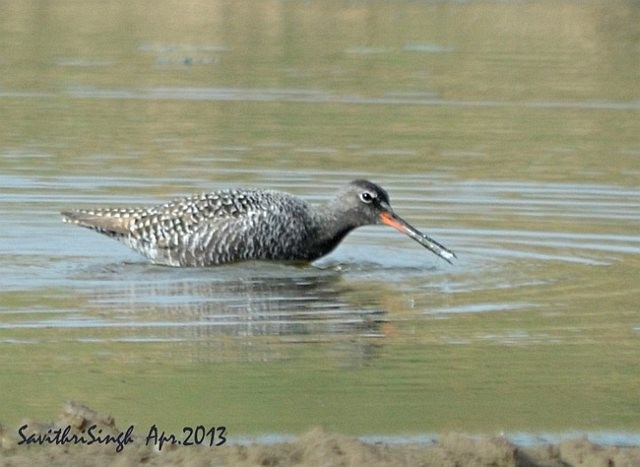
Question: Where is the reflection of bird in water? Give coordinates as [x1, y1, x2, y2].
[62, 179, 455, 266]
[91, 268, 386, 338]
[87, 268, 389, 364]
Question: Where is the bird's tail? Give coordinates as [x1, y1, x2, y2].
[61, 209, 134, 238]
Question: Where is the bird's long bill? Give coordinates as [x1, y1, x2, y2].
[379, 211, 456, 263]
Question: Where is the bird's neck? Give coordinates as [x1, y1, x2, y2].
[309, 201, 356, 257]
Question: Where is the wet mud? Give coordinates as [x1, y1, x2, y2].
[1, 402, 639, 466]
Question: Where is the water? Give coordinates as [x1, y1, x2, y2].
[1, 0, 639, 443]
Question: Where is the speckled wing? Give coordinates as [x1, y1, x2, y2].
[137, 190, 270, 266]
[61, 189, 305, 266]
[167, 189, 316, 266]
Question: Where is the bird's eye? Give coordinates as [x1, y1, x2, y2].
[359, 191, 375, 204]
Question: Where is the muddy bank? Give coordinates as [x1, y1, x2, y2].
[1, 402, 639, 467]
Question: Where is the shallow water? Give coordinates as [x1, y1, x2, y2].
[1, 0, 639, 443]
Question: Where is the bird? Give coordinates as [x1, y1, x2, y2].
[61, 179, 456, 267]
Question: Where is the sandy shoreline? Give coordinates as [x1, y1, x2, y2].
[2, 402, 639, 467]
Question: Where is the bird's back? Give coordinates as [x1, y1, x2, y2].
[62, 189, 318, 266]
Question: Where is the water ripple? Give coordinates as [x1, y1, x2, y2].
[3, 87, 638, 111]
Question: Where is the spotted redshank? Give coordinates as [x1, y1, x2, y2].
[61, 179, 456, 266]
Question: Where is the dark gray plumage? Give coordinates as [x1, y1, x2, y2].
[61, 179, 455, 267]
